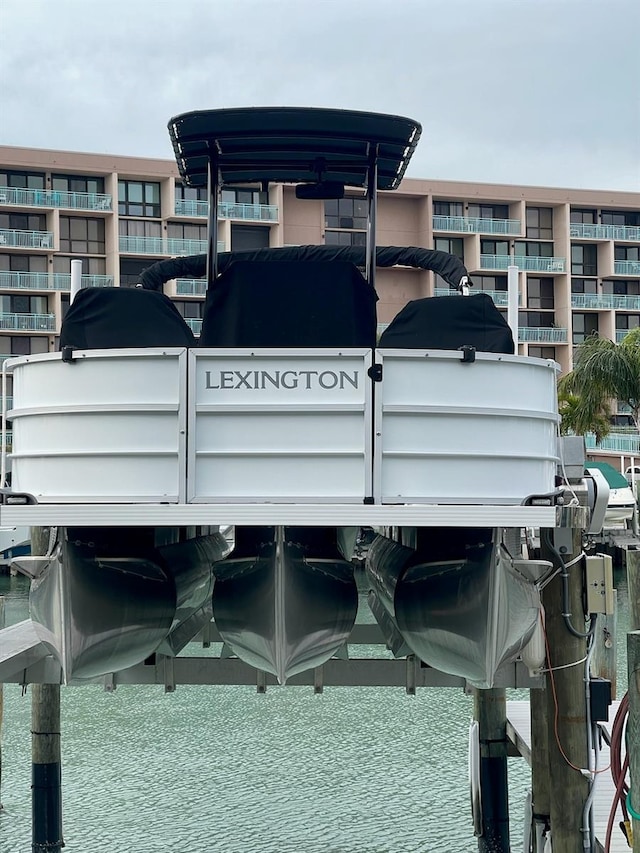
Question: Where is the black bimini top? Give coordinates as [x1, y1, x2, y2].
[168, 107, 421, 190]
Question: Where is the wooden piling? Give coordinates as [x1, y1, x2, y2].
[629, 631, 640, 853]
[473, 687, 510, 852]
[31, 684, 63, 853]
[0, 595, 4, 811]
[628, 549, 640, 632]
[541, 524, 590, 853]
[529, 687, 550, 841]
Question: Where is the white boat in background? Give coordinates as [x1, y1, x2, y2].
[587, 461, 637, 526]
[0, 107, 563, 687]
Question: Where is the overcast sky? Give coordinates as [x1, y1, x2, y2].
[1, 0, 638, 191]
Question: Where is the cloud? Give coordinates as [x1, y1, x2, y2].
[0, 0, 638, 189]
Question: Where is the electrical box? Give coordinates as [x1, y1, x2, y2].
[585, 553, 615, 614]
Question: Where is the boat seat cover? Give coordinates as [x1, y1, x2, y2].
[198, 260, 377, 348]
[378, 292, 515, 353]
[59, 287, 196, 350]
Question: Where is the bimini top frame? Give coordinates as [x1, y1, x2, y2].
[167, 106, 422, 291]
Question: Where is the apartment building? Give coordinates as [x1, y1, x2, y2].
[1, 144, 639, 392]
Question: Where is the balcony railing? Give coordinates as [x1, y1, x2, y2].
[174, 199, 279, 221]
[570, 223, 640, 241]
[119, 236, 215, 255]
[432, 215, 521, 235]
[0, 272, 114, 290]
[614, 260, 640, 276]
[0, 312, 56, 332]
[0, 186, 112, 211]
[571, 293, 640, 310]
[480, 254, 565, 273]
[0, 229, 54, 249]
[184, 318, 202, 335]
[176, 278, 207, 296]
[616, 329, 637, 342]
[518, 327, 568, 343]
[434, 287, 516, 306]
[585, 432, 640, 454]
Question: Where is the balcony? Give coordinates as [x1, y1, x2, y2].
[176, 278, 207, 296]
[570, 223, 640, 241]
[571, 293, 640, 310]
[0, 312, 56, 332]
[119, 236, 212, 255]
[0, 186, 112, 211]
[614, 260, 640, 276]
[0, 272, 114, 291]
[174, 199, 279, 221]
[518, 327, 568, 343]
[433, 215, 521, 235]
[0, 229, 54, 249]
[585, 431, 640, 454]
[184, 317, 202, 336]
[616, 329, 636, 343]
[434, 287, 515, 307]
[480, 254, 565, 273]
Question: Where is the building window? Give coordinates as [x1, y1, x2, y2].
[0, 335, 49, 355]
[602, 210, 640, 227]
[603, 279, 640, 296]
[0, 294, 49, 314]
[529, 346, 556, 359]
[527, 277, 554, 309]
[59, 217, 105, 253]
[119, 258, 150, 287]
[324, 197, 368, 230]
[230, 224, 270, 251]
[481, 239, 509, 256]
[434, 237, 464, 260]
[526, 207, 553, 239]
[0, 254, 47, 273]
[572, 313, 599, 344]
[571, 244, 597, 275]
[433, 200, 463, 217]
[519, 311, 555, 328]
[52, 174, 105, 194]
[468, 203, 509, 220]
[514, 241, 554, 258]
[0, 170, 45, 190]
[53, 255, 105, 275]
[221, 186, 269, 206]
[472, 275, 507, 292]
[571, 278, 598, 294]
[172, 300, 203, 319]
[118, 180, 161, 217]
[325, 231, 366, 247]
[0, 212, 47, 231]
[119, 219, 161, 238]
[570, 209, 597, 224]
[175, 182, 208, 202]
[167, 223, 207, 241]
[615, 245, 640, 263]
[616, 314, 640, 332]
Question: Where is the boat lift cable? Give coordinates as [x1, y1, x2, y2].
[604, 693, 631, 851]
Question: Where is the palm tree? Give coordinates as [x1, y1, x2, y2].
[558, 328, 640, 437]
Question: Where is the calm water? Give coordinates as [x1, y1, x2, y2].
[0, 571, 630, 853]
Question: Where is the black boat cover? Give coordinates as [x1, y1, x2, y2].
[378, 293, 515, 354]
[168, 107, 421, 190]
[137, 246, 469, 292]
[59, 287, 196, 350]
[198, 260, 377, 348]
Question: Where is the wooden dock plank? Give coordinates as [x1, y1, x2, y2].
[507, 700, 630, 853]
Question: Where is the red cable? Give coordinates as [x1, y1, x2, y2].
[604, 692, 630, 852]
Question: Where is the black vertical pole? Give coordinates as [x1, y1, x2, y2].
[207, 150, 220, 289]
[365, 144, 378, 291]
[474, 687, 511, 852]
[32, 683, 63, 852]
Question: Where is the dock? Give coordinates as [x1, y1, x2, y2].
[506, 699, 630, 853]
